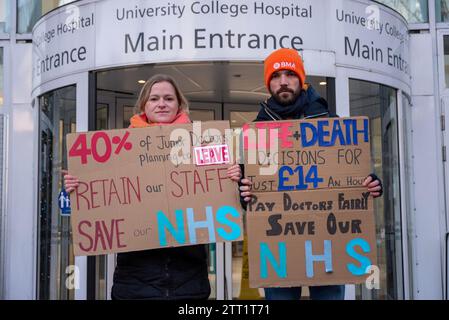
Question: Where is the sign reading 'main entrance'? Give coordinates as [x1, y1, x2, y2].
[243, 117, 377, 287]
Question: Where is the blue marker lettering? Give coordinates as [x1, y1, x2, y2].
[278, 166, 295, 191]
[300, 122, 317, 147]
[343, 119, 353, 145]
[260, 242, 287, 279]
[346, 238, 372, 276]
[157, 209, 186, 246]
[317, 120, 332, 147]
[331, 120, 346, 146]
[216, 206, 242, 241]
[305, 240, 333, 278]
[187, 207, 215, 244]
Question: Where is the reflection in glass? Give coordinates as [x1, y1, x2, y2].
[437, 0, 449, 22]
[444, 36, 449, 88]
[95, 255, 107, 300]
[96, 103, 109, 130]
[122, 106, 134, 129]
[0, 48, 3, 106]
[349, 79, 402, 300]
[38, 86, 76, 300]
[17, 0, 77, 34]
[376, 0, 428, 23]
[0, 0, 10, 33]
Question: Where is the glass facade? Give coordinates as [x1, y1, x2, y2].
[444, 36, 449, 88]
[437, 0, 449, 22]
[38, 85, 76, 300]
[349, 79, 403, 300]
[376, 0, 429, 23]
[17, 0, 77, 34]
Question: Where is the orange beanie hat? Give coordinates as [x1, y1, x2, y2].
[264, 48, 306, 91]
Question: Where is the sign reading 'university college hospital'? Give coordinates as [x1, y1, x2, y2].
[32, 0, 409, 88]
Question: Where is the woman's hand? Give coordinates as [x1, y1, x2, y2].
[62, 169, 79, 193]
[227, 164, 242, 182]
[240, 179, 253, 203]
[363, 174, 383, 198]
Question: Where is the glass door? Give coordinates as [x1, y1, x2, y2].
[349, 79, 402, 300]
[38, 85, 77, 300]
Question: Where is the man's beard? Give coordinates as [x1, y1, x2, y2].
[272, 87, 301, 106]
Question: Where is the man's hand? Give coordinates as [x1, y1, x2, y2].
[240, 178, 253, 202]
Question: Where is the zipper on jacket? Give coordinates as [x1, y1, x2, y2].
[165, 262, 169, 278]
[263, 106, 279, 121]
[164, 256, 170, 297]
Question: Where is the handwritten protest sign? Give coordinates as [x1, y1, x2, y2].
[243, 117, 377, 287]
[67, 121, 243, 256]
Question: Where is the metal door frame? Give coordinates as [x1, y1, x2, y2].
[33, 72, 90, 300]
[437, 29, 449, 300]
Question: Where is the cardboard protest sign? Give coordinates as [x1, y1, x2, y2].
[67, 121, 243, 256]
[243, 117, 378, 288]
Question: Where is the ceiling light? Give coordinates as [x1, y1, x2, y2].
[138, 80, 146, 84]
[319, 82, 327, 86]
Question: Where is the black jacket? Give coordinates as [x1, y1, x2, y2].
[111, 245, 210, 300]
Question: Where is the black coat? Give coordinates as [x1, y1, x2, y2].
[111, 245, 210, 300]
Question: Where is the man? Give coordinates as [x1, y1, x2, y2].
[239, 48, 382, 300]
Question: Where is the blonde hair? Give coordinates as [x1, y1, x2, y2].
[135, 74, 189, 115]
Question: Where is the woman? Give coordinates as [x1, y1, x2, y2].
[65, 74, 242, 300]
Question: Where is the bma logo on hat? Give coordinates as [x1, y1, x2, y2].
[273, 62, 296, 70]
